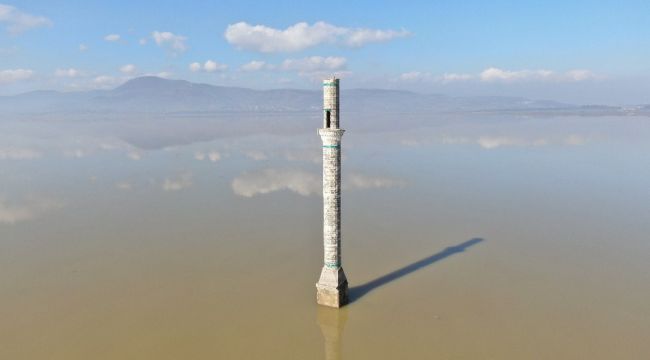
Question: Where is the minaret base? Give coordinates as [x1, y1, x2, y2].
[316, 266, 349, 308]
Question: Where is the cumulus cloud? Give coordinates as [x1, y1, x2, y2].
[204, 60, 227, 72]
[162, 172, 193, 191]
[189, 60, 227, 72]
[104, 33, 120, 42]
[189, 62, 201, 72]
[119, 64, 137, 75]
[0, 147, 41, 160]
[224, 21, 410, 52]
[241, 60, 271, 72]
[0, 4, 52, 34]
[54, 68, 81, 78]
[152, 31, 188, 53]
[0, 68, 34, 83]
[232, 168, 405, 197]
[79, 44, 88, 52]
[93, 75, 122, 88]
[398, 71, 432, 82]
[480, 67, 595, 82]
[565, 69, 596, 81]
[440, 72, 473, 83]
[281, 56, 347, 72]
[398, 71, 472, 83]
[0, 196, 64, 225]
[343, 28, 411, 47]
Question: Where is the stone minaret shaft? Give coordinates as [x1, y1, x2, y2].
[316, 77, 349, 308]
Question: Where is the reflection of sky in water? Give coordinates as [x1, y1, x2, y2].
[1, 114, 649, 358]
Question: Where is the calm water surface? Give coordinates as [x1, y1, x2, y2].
[1, 115, 649, 359]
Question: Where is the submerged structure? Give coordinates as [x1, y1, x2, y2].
[316, 77, 349, 308]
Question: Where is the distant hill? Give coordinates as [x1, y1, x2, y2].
[0, 76, 582, 118]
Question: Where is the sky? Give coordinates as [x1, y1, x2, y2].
[1, 0, 649, 104]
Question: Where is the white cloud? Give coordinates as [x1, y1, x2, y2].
[343, 28, 411, 47]
[0, 68, 33, 83]
[54, 68, 81, 78]
[241, 60, 271, 72]
[138, 38, 147, 45]
[0, 196, 64, 224]
[119, 64, 137, 75]
[141, 71, 173, 79]
[224, 21, 410, 53]
[104, 34, 120, 42]
[565, 69, 595, 81]
[162, 172, 193, 191]
[281, 56, 347, 72]
[152, 31, 188, 53]
[93, 75, 122, 88]
[440, 72, 473, 83]
[398, 71, 432, 81]
[0, 4, 52, 34]
[203, 60, 227, 72]
[190, 60, 227, 72]
[79, 44, 88, 52]
[0, 147, 41, 160]
[397, 71, 472, 83]
[480, 67, 595, 82]
[232, 168, 405, 197]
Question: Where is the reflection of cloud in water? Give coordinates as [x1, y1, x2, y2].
[115, 181, 133, 191]
[194, 151, 221, 162]
[477, 135, 587, 149]
[232, 168, 405, 197]
[0, 196, 64, 224]
[400, 133, 589, 149]
[162, 172, 193, 191]
[127, 151, 142, 160]
[283, 148, 321, 164]
[232, 169, 320, 197]
[348, 173, 406, 190]
[0, 147, 42, 160]
[63, 149, 88, 158]
[243, 150, 268, 161]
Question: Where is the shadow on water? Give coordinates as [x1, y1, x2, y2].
[349, 237, 484, 303]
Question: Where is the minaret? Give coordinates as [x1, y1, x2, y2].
[316, 77, 349, 308]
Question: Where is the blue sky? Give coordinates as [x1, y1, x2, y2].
[1, 0, 649, 103]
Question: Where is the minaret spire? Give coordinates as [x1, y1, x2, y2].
[316, 77, 349, 308]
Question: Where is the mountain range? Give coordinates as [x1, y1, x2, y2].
[1, 76, 621, 118]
